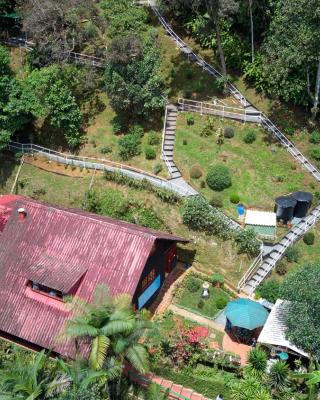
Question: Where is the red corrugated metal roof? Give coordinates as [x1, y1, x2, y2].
[0, 195, 22, 232]
[0, 196, 187, 357]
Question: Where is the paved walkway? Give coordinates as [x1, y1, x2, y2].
[168, 304, 225, 333]
[222, 334, 251, 365]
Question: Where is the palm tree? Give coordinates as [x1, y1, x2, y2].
[268, 360, 290, 394]
[230, 376, 272, 400]
[0, 346, 48, 399]
[245, 348, 268, 379]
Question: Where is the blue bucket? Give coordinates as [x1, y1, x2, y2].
[237, 204, 245, 216]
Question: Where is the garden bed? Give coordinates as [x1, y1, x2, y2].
[174, 275, 232, 318]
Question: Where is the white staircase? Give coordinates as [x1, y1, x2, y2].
[238, 205, 320, 295]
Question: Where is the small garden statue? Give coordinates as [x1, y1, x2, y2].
[216, 128, 224, 145]
[202, 281, 210, 299]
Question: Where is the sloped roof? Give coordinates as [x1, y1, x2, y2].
[0, 195, 22, 232]
[258, 299, 308, 357]
[245, 210, 276, 227]
[0, 196, 187, 357]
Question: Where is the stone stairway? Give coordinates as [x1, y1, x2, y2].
[162, 105, 182, 179]
[242, 204, 320, 295]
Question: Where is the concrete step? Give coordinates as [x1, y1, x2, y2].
[171, 171, 182, 179]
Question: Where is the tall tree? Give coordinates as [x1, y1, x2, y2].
[280, 263, 320, 359]
[262, 0, 320, 119]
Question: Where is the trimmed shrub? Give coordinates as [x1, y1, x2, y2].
[100, 146, 112, 154]
[145, 147, 156, 160]
[243, 130, 256, 144]
[303, 232, 315, 245]
[153, 163, 163, 175]
[235, 228, 260, 257]
[190, 164, 203, 179]
[310, 147, 320, 161]
[148, 131, 160, 145]
[309, 131, 320, 144]
[184, 276, 201, 293]
[216, 297, 228, 310]
[211, 273, 224, 286]
[224, 126, 235, 138]
[230, 193, 240, 204]
[183, 139, 188, 145]
[118, 134, 141, 160]
[206, 164, 232, 191]
[181, 196, 212, 232]
[187, 115, 194, 126]
[256, 279, 281, 303]
[284, 246, 299, 263]
[209, 194, 223, 208]
[129, 124, 144, 138]
[200, 181, 206, 188]
[275, 262, 288, 276]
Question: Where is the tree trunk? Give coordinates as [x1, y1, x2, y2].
[312, 58, 320, 120]
[215, 18, 227, 76]
[249, 0, 254, 63]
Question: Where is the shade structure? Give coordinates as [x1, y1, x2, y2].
[225, 298, 269, 330]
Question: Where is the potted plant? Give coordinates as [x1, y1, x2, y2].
[211, 273, 225, 288]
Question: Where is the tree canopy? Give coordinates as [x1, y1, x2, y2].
[280, 263, 320, 359]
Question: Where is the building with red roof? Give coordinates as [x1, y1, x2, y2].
[0, 195, 187, 357]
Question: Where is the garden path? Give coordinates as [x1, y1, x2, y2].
[222, 334, 251, 366]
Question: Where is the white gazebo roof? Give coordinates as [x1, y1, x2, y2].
[258, 299, 309, 358]
[245, 210, 276, 227]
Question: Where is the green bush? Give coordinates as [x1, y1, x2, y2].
[284, 126, 295, 136]
[184, 276, 201, 293]
[183, 139, 188, 145]
[100, 146, 112, 154]
[153, 163, 162, 175]
[145, 147, 156, 160]
[190, 164, 203, 179]
[309, 131, 320, 144]
[224, 126, 235, 138]
[216, 297, 228, 309]
[136, 208, 164, 230]
[230, 193, 240, 204]
[235, 228, 260, 257]
[200, 117, 215, 137]
[275, 262, 288, 276]
[211, 273, 225, 286]
[284, 246, 299, 263]
[209, 194, 223, 208]
[198, 299, 204, 309]
[118, 134, 141, 160]
[200, 180, 206, 188]
[256, 279, 281, 303]
[187, 114, 194, 126]
[112, 115, 125, 134]
[206, 164, 232, 191]
[310, 147, 320, 161]
[129, 124, 144, 138]
[303, 232, 315, 245]
[148, 131, 160, 145]
[243, 130, 256, 144]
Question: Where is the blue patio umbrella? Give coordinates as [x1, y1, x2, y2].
[225, 298, 269, 330]
[278, 352, 289, 361]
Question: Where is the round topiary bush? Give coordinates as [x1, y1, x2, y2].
[209, 194, 223, 208]
[243, 130, 256, 144]
[206, 164, 232, 191]
[216, 297, 228, 310]
[190, 164, 203, 179]
[230, 193, 240, 204]
[145, 147, 156, 160]
[224, 126, 235, 138]
[303, 232, 315, 245]
[211, 273, 224, 287]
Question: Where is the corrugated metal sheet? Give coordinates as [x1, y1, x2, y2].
[0, 197, 187, 357]
[0, 195, 22, 232]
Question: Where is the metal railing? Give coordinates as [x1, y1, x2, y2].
[178, 98, 262, 122]
[161, 105, 168, 159]
[237, 245, 264, 291]
[7, 142, 195, 197]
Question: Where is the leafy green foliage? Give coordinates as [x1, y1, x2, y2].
[211, 273, 224, 286]
[303, 232, 315, 245]
[268, 361, 290, 395]
[206, 164, 232, 191]
[234, 228, 260, 257]
[246, 348, 267, 377]
[136, 208, 164, 230]
[310, 147, 320, 161]
[209, 193, 223, 208]
[243, 130, 256, 144]
[229, 193, 240, 204]
[230, 376, 272, 400]
[275, 262, 288, 276]
[216, 297, 228, 309]
[153, 163, 163, 175]
[186, 115, 194, 126]
[118, 134, 141, 160]
[284, 246, 299, 263]
[105, 34, 166, 121]
[256, 279, 281, 303]
[145, 147, 156, 160]
[280, 263, 320, 358]
[200, 117, 215, 137]
[309, 131, 320, 144]
[148, 131, 160, 145]
[184, 276, 201, 293]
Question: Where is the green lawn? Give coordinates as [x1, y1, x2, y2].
[174, 113, 315, 218]
[175, 277, 231, 318]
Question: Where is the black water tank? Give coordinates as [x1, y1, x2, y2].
[292, 191, 313, 218]
[275, 196, 297, 223]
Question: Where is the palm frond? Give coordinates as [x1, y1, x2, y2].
[46, 375, 71, 397]
[80, 370, 109, 390]
[113, 293, 132, 310]
[147, 383, 169, 400]
[64, 321, 99, 338]
[125, 344, 149, 374]
[101, 318, 135, 336]
[89, 335, 110, 371]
